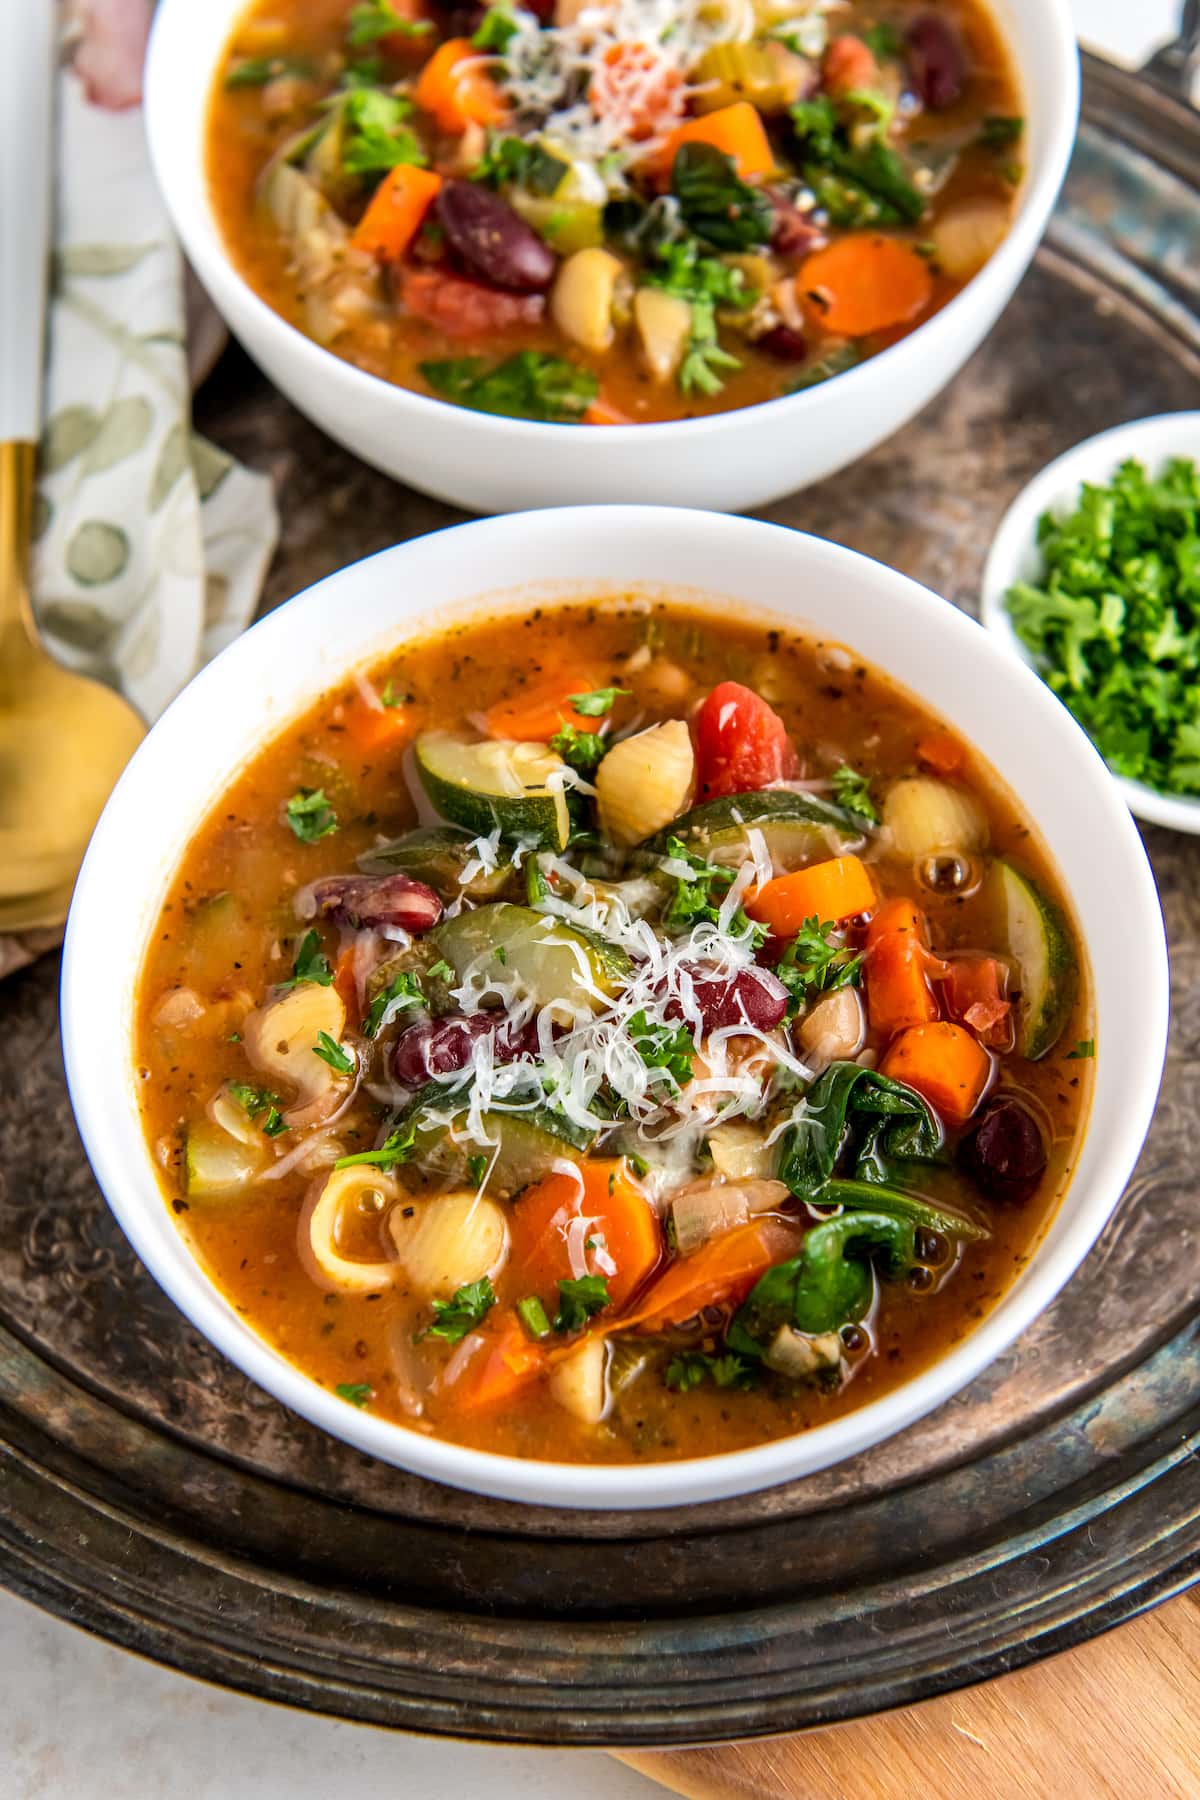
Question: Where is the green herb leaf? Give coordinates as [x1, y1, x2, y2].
[362, 969, 425, 1038]
[425, 958, 455, 983]
[421, 351, 598, 422]
[282, 929, 334, 990]
[516, 1294, 552, 1340]
[347, 1, 432, 46]
[224, 55, 314, 88]
[568, 685, 631, 716]
[553, 1274, 610, 1333]
[313, 1031, 355, 1075]
[863, 22, 903, 60]
[334, 1381, 374, 1406]
[286, 787, 338, 842]
[471, 5, 519, 53]
[419, 1276, 497, 1343]
[831, 763, 879, 822]
[228, 1082, 288, 1140]
[1067, 1039, 1095, 1060]
[340, 87, 427, 174]
[1005, 456, 1200, 796]
[467, 1152, 490, 1187]
[379, 679, 411, 707]
[665, 1350, 758, 1392]
[671, 142, 773, 250]
[334, 1113, 423, 1170]
[774, 916, 863, 1014]
[628, 1008, 695, 1092]
[643, 235, 753, 397]
[472, 133, 568, 194]
[979, 115, 1025, 149]
[548, 720, 607, 774]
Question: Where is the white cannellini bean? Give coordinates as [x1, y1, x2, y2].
[932, 199, 1011, 281]
[389, 1190, 508, 1298]
[634, 287, 692, 383]
[796, 987, 865, 1071]
[548, 1334, 609, 1425]
[551, 248, 626, 353]
[595, 719, 695, 846]
[883, 776, 988, 862]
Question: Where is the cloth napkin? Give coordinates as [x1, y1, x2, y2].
[1, 0, 278, 980]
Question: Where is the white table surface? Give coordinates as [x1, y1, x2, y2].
[4, 1, 1187, 1795]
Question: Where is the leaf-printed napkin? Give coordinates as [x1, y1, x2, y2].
[1, 0, 279, 980]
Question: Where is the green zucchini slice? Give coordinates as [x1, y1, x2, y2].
[357, 824, 514, 899]
[401, 1082, 595, 1199]
[991, 860, 1078, 1059]
[415, 731, 571, 852]
[643, 789, 868, 870]
[431, 902, 630, 1013]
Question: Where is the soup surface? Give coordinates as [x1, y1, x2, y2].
[136, 600, 1091, 1465]
[207, 0, 1023, 424]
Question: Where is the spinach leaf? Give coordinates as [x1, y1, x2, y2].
[778, 1060, 942, 1200]
[670, 143, 773, 250]
[420, 352, 598, 422]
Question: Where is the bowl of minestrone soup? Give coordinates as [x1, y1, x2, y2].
[62, 509, 1166, 1508]
[146, 0, 1079, 511]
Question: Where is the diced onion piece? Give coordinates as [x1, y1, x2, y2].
[302, 1167, 400, 1292]
[932, 199, 1011, 281]
[634, 287, 692, 383]
[883, 776, 988, 861]
[208, 1083, 266, 1149]
[242, 983, 349, 1129]
[595, 719, 695, 846]
[550, 247, 626, 352]
[763, 1326, 845, 1380]
[670, 1176, 789, 1255]
[389, 1190, 509, 1298]
[185, 1120, 266, 1198]
[795, 987, 865, 1071]
[708, 1121, 777, 1181]
[548, 1333, 609, 1424]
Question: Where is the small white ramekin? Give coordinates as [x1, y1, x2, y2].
[62, 509, 1168, 1509]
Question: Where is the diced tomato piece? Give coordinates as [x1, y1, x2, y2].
[943, 957, 1013, 1050]
[398, 266, 545, 338]
[694, 681, 800, 799]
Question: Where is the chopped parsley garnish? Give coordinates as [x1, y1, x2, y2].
[282, 929, 334, 990]
[420, 351, 598, 422]
[1005, 456, 1200, 796]
[979, 115, 1025, 148]
[1067, 1039, 1095, 1060]
[553, 1275, 610, 1333]
[863, 21, 903, 59]
[340, 88, 427, 175]
[471, 5, 519, 53]
[516, 1295, 552, 1340]
[313, 1031, 355, 1075]
[660, 837, 766, 943]
[831, 764, 879, 822]
[334, 1112, 423, 1170]
[472, 133, 568, 194]
[549, 721, 607, 774]
[665, 1351, 758, 1392]
[285, 787, 337, 842]
[379, 679, 411, 707]
[419, 1277, 496, 1343]
[628, 1008, 695, 1092]
[774, 915, 863, 1013]
[670, 142, 773, 251]
[425, 958, 455, 984]
[644, 238, 752, 397]
[568, 685, 630, 717]
[467, 1153, 490, 1188]
[362, 969, 424, 1038]
[791, 97, 925, 228]
[346, 1, 432, 46]
[228, 1081, 288, 1137]
[334, 1381, 373, 1407]
[224, 55, 313, 88]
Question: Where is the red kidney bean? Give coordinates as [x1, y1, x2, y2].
[668, 966, 790, 1033]
[434, 181, 558, 293]
[757, 325, 809, 362]
[768, 190, 824, 259]
[312, 874, 442, 934]
[905, 15, 967, 111]
[959, 1097, 1046, 1202]
[392, 1012, 541, 1084]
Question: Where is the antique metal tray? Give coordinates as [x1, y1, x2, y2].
[1, 53, 1198, 1745]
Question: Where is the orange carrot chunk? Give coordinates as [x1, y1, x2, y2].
[658, 101, 776, 180]
[449, 1316, 549, 1413]
[351, 164, 443, 261]
[747, 854, 878, 936]
[617, 1217, 801, 1333]
[584, 396, 632, 425]
[343, 691, 419, 756]
[917, 730, 966, 777]
[800, 235, 934, 337]
[879, 1022, 991, 1125]
[416, 38, 507, 134]
[866, 896, 940, 1037]
[485, 664, 606, 742]
[509, 1160, 662, 1310]
[822, 34, 881, 97]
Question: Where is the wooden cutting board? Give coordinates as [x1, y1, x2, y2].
[617, 1590, 1200, 1799]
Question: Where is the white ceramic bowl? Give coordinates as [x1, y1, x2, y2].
[144, 0, 1079, 514]
[981, 411, 1200, 835]
[62, 508, 1167, 1509]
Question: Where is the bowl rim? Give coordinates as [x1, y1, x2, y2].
[143, 0, 1081, 444]
[980, 410, 1200, 835]
[60, 507, 1169, 1511]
